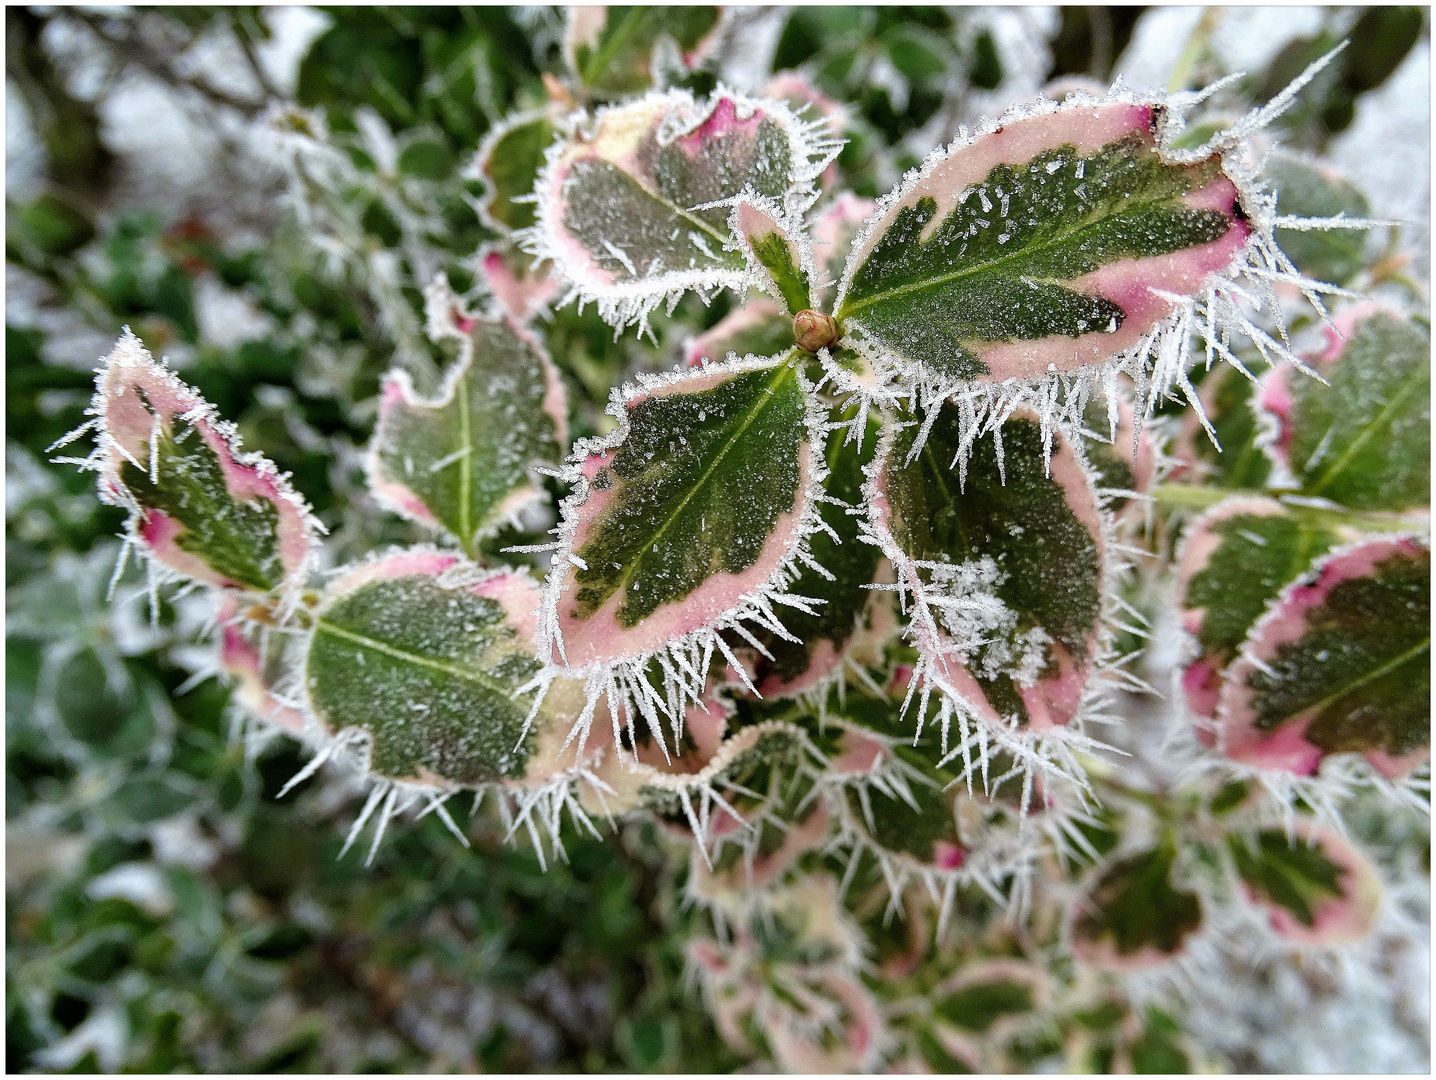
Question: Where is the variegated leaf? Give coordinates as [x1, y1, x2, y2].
[564, 6, 723, 97]
[1228, 822, 1382, 945]
[80, 331, 318, 595]
[762, 73, 847, 191]
[1263, 306, 1429, 512]
[1177, 498, 1338, 721]
[833, 98, 1249, 384]
[1072, 842, 1202, 970]
[303, 549, 594, 788]
[369, 286, 567, 554]
[874, 406, 1106, 730]
[543, 354, 821, 671]
[1216, 536, 1430, 779]
[526, 88, 838, 333]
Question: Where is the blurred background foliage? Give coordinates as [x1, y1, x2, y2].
[6, 5, 1429, 1072]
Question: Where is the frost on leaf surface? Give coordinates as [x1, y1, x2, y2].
[543, 354, 821, 669]
[1170, 361, 1274, 490]
[874, 405, 1106, 731]
[77, 330, 317, 595]
[304, 549, 590, 789]
[1216, 536, 1430, 780]
[833, 98, 1248, 384]
[369, 290, 566, 554]
[526, 88, 838, 333]
[1072, 842, 1202, 971]
[1263, 307, 1429, 512]
[1177, 498, 1337, 722]
[1228, 823, 1382, 945]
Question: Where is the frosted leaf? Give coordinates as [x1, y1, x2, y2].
[1071, 841, 1204, 972]
[60, 330, 320, 600]
[522, 87, 841, 336]
[367, 279, 567, 554]
[535, 353, 833, 754]
[302, 547, 604, 790]
[1227, 820, 1382, 946]
[1260, 305, 1429, 512]
[822, 66, 1382, 468]
[833, 98, 1249, 384]
[1214, 535, 1430, 780]
[1175, 497, 1338, 726]
[867, 406, 1109, 734]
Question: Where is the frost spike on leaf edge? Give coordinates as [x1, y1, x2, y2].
[521, 86, 842, 337]
[67, 329, 320, 604]
[820, 72, 1377, 473]
[366, 278, 568, 552]
[535, 352, 834, 761]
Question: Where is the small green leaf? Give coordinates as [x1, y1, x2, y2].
[370, 301, 565, 555]
[835, 100, 1247, 382]
[475, 110, 553, 233]
[1280, 309, 1429, 512]
[1073, 842, 1202, 966]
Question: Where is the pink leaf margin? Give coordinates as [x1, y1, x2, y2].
[75, 329, 320, 598]
[521, 87, 841, 335]
[833, 95, 1252, 384]
[1214, 534, 1431, 780]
